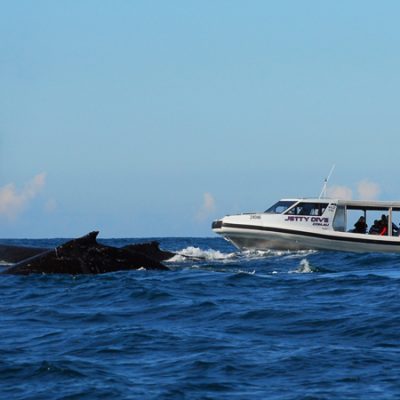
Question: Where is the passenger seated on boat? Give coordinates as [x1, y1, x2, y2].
[369, 220, 382, 235]
[377, 214, 399, 236]
[380, 215, 388, 236]
[352, 216, 367, 234]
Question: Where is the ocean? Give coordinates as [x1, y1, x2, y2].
[1, 237, 400, 399]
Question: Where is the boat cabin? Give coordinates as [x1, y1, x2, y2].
[266, 198, 400, 236]
[336, 199, 400, 236]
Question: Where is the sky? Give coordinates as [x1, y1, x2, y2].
[1, 1, 400, 238]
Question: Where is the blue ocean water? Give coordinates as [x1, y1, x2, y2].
[1, 237, 400, 399]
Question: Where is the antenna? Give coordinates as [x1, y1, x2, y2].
[319, 164, 335, 199]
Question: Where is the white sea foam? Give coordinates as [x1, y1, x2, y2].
[291, 258, 314, 274]
[167, 246, 237, 262]
[282, 250, 317, 259]
[241, 249, 317, 260]
[237, 269, 256, 275]
[241, 249, 275, 258]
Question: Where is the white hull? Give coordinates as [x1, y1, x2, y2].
[217, 225, 400, 253]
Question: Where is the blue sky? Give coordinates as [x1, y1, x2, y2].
[1, 1, 400, 237]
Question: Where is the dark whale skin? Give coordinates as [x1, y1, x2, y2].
[3, 231, 169, 275]
[0, 244, 48, 264]
[122, 241, 175, 262]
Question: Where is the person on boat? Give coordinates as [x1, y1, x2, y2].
[353, 216, 368, 234]
[380, 215, 388, 235]
[369, 220, 382, 235]
[379, 214, 400, 236]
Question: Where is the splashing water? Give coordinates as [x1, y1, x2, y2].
[242, 249, 317, 259]
[237, 269, 256, 275]
[167, 246, 237, 262]
[292, 258, 314, 273]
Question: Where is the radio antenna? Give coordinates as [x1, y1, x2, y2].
[319, 164, 335, 199]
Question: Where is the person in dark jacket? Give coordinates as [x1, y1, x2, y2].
[369, 220, 382, 235]
[353, 216, 367, 234]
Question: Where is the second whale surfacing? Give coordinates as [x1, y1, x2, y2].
[3, 231, 170, 275]
[0, 244, 47, 264]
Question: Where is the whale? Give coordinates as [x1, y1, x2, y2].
[122, 241, 175, 262]
[0, 244, 47, 264]
[3, 231, 170, 275]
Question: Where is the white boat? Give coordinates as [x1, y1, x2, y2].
[212, 198, 400, 253]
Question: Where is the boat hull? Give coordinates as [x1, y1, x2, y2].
[215, 224, 400, 253]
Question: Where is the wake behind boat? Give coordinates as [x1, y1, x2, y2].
[212, 198, 400, 253]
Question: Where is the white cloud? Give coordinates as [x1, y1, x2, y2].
[0, 173, 46, 220]
[326, 185, 353, 200]
[357, 180, 380, 200]
[196, 192, 216, 221]
[325, 180, 381, 201]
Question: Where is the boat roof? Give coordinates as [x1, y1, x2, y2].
[281, 198, 400, 211]
[337, 199, 400, 211]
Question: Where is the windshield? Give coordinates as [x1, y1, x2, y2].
[265, 201, 296, 214]
[285, 202, 329, 216]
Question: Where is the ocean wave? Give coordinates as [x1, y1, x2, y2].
[2, 237, 400, 400]
[168, 247, 318, 265]
[288, 258, 335, 274]
[290, 258, 317, 274]
[241, 249, 317, 259]
[167, 246, 237, 262]
[236, 269, 256, 275]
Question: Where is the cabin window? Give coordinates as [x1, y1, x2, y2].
[265, 201, 296, 214]
[333, 205, 346, 232]
[285, 202, 328, 216]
